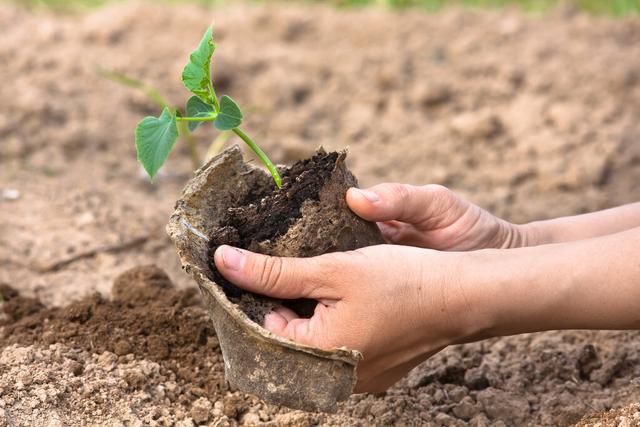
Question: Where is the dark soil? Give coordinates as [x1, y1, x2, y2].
[2, 265, 639, 426]
[0, 283, 44, 323]
[207, 150, 339, 300]
[0, 266, 229, 403]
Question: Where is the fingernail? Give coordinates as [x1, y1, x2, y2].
[356, 189, 380, 203]
[220, 246, 245, 271]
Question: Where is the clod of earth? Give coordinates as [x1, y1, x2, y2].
[0, 265, 226, 401]
[167, 145, 384, 412]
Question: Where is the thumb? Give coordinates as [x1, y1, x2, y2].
[346, 183, 455, 225]
[213, 245, 338, 300]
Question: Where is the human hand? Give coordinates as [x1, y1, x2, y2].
[213, 244, 485, 392]
[346, 184, 527, 251]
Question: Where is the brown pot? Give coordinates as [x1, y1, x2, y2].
[167, 145, 384, 412]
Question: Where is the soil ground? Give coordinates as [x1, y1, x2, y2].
[1, 2, 639, 426]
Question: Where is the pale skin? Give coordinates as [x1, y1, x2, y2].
[213, 183, 640, 393]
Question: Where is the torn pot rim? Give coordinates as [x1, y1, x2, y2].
[196, 271, 363, 366]
[170, 235, 362, 365]
[166, 144, 361, 365]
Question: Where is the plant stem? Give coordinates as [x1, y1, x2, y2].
[208, 82, 220, 111]
[176, 116, 215, 122]
[97, 67, 170, 109]
[232, 128, 282, 188]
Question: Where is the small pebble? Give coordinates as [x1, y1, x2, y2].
[1, 189, 20, 201]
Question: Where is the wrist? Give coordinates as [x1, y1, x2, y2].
[421, 251, 498, 345]
[455, 251, 502, 342]
[460, 243, 582, 339]
[485, 218, 534, 249]
[444, 229, 640, 344]
[498, 221, 527, 248]
[448, 249, 523, 342]
[500, 220, 554, 248]
[453, 246, 562, 341]
[517, 221, 555, 246]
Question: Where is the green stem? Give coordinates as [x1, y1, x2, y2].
[208, 82, 220, 111]
[97, 67, 170, 109]
[176, 116, 215, 122]
[232, 128, 282, 188]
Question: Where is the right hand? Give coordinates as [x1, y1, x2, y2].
[346, 183, 527, 251]
[213, 244, 485, 393]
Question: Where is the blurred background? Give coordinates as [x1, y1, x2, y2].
[11, 0, 640, 15]
[1, 0, 639, 424]
[2, 0, 639, 329]
[2, 0, 640, 331]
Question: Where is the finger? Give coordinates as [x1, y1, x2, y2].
[378, 221, 430, 247]
[213, 245, 339, 300]
[263, 306, 301, 334]
[377, 221, 403, 243]
[263, 310, 290, 334]
[273, 305, 299, 322]
[347, 183, 454, 226]
[264, 304, 331, 349]
[279, 303, 332, 348]
[377, 221, 403, 241]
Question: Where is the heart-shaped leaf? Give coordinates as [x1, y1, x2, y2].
[182, 26, 216, 104]
[135, 107, 179, 180]
[214, 95, 243, 131]
[185, 95, 215, 132]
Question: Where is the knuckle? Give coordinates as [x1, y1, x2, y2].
[320, 251, 359, 276]
[315, 253, 344, 274]
[290, 320, 312, 346]
[312, 308, 339, 349]
[388, 183, 412, 201]
[257, 256, 284, 293]
[423, 184, 451, 200]
[422, 184, 460, 217]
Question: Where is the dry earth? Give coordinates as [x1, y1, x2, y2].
[0, 2, 639, 426]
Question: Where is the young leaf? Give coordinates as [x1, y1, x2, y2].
[182, 26, 216, 104]
[185, 95, 215, 132]
[135, 107, 179, 180]
[214, 95, 243, 131]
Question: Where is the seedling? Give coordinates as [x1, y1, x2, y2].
[100, 67, 201, 169]
[135, 27, 282, 188]
[100, 66, 232, 168]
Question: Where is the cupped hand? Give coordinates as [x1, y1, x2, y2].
[346, 184, 526, 251]
[214, 244, 484, 392]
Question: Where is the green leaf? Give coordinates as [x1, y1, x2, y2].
[135, 107, 179, 180]
[182, 26, 216, 104]
[185, 95, 215, 132]
[215, 95, 243, 131]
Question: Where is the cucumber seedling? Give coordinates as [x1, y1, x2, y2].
[135, 27, 282, 188]
[101, 67, 232, 168]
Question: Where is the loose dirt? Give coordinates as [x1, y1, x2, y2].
[2, 266, 639, 426]
[208, 150, 341, 302]
[219, 151, 341, 248]
[1, 1, 639, 426]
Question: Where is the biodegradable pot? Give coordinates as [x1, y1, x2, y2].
[167, 145, 384, 412]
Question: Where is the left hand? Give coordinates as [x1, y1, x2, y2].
[346, 184, 525, 251]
